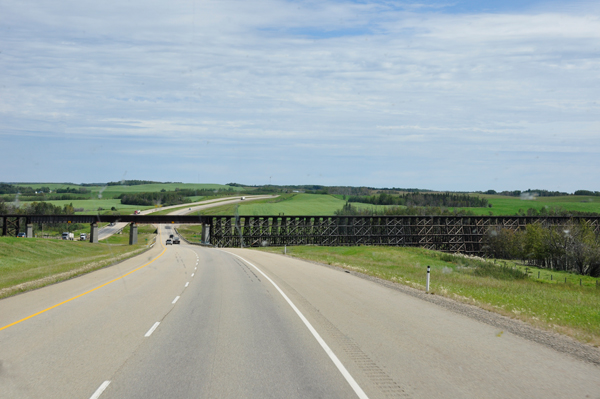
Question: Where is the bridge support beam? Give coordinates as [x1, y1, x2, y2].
[202, 223, 210, 244]
[90, 223, 99, 243]
[129, 223, 138, 245]
[26, 224, 33, 238]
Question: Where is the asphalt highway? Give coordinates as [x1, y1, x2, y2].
[1, 232, 599, 398]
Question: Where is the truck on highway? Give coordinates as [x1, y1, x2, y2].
[80, 233, 87, 241]
[62, 232, 74, 240]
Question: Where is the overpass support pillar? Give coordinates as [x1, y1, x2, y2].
[129, 223, 138, 245]
[90, 223, 99, 243]
[26, 224, 33, 238]
[202, 223, 210, 244]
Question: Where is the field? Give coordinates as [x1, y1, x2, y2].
[256, 246, 600, 345]
[194, 193, 395, 216]
[15, 182, 246, 196]
[191, 193, 600, 217]
[6, 182, 600, 217]
[462, 194, 600, 215]
[0, 232, 156, 299]
[20, 199, 145, 214]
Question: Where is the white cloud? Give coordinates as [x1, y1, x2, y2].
[0, 0, 599, 190]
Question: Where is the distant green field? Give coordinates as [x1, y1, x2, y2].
[201, 192, 600, 217]
[14, 183, 247, 199]
[195, 193, 396, 216]
[9, 183, 600, 217]
[461, 195, 600, 215]
[237, 194, 343, 215]
[19, 199, 147, 214]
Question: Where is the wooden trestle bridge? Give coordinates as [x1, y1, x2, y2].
[2, 214, 599, 255]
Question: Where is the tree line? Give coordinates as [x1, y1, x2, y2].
[0, 200, 80, 234]
[334, 202, 479, 217]
[484, 221, 600, 277]
[347, 193, 489, 208]
[118, 192, 191, 206]
[481, 189, 598, 197]
[0, 200, 76, 215]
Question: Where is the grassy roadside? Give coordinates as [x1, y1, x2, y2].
[176, 225, 204, 242]
[0, 231, 156, 299]
[98, 225, 156, 245]
[256, 246, 600, 346]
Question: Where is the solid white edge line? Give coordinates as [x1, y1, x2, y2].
[89, 380, 110, 399]
[172, 296, 180, 304]
[228, 252, 369, 399]
[144, 322, 160, 337]
[185, 282, 189, 287]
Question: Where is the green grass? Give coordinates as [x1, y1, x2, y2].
[256, 246, 600, 345]
[13, 186, 600, 218]
[98, 224, 156, 245]
[14, 183, 248, 199]
[19, 199, 145, 214]
[195, 193, 392, 216]
[175, 225, 204, 242]
[460, 194, 600, 216]
[192, 193, 600, 217]
[0, 234, 156, 299]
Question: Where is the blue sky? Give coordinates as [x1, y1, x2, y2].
[1, 0, 599, 191]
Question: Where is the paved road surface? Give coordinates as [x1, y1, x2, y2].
[1, 233, 599, 398]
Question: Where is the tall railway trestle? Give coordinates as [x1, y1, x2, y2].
[208, 215, 600, 254]
[2, 214, 599, 255]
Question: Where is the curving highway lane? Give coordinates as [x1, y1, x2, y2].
[1, 228, 599, 398]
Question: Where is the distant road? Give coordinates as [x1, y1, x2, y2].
[97, 195, 274, 240]
[1, 230, 599, 398]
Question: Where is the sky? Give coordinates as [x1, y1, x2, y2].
[1, 0, 599, 192]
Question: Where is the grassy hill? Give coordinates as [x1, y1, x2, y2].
[0, 234, 155, 299]
[6, 183, 600, 217]
[192, 194, 394, 216]
[463, 194, 600, 215]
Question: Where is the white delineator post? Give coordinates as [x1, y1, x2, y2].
[426, 266, 431, 293]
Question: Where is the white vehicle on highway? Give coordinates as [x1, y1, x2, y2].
[80, 233, 87, 241]
[62, 232, 74, 240]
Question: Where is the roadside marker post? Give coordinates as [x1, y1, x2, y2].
[426, 266, 431, 293]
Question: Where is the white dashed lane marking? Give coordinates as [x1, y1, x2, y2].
[89, 381, 110, 399]
[144, 322, 160, 337]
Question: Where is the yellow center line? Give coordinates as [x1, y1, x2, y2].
[0, 228, 168, 332]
